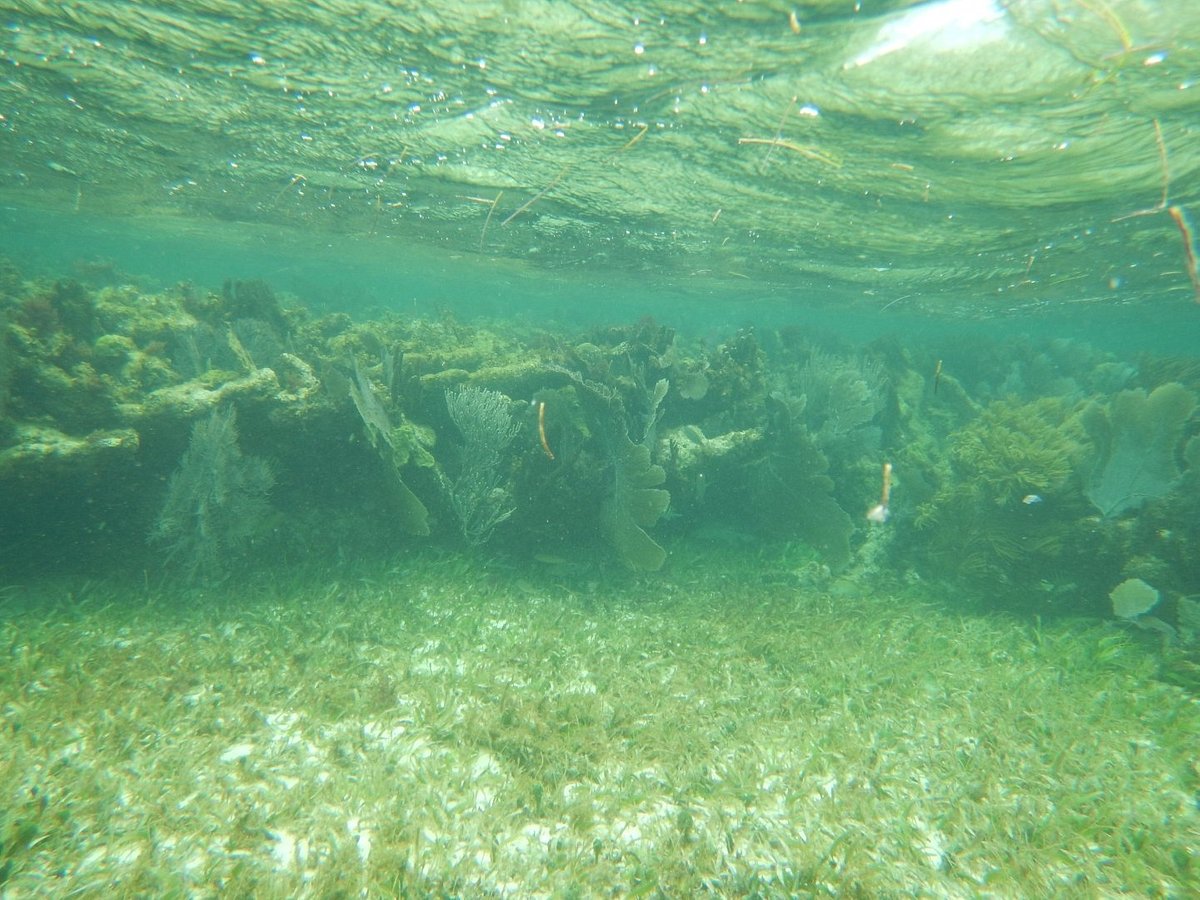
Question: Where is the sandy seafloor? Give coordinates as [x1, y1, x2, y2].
[1, 545, 1197, 898]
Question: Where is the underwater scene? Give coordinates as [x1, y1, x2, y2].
[2, 0, 1199, 896]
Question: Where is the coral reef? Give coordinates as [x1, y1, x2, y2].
[913, 397, 1095, 601]
[0, 424, 139, 479]
[600, 435, 671, 571]
[796, 350, 886, 452]
[1083, 382, 1197, 518]
[947, 397, 1087, 508]
[445, 386, 521, 545]
[150, 405, 274, 585]
[728, 391, 856, 569]
[1110, 578, 1161, 619]
[1, 259, 1197, 608]
[348, 359, 432, 537]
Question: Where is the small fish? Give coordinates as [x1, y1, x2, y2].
[1022, 494, 1043, 505]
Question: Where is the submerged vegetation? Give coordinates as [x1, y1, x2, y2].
[1, 261, 1196, 617]
[0, 261, 1199, 891]
[0, 552, 1198, 896]
[444, 386, 522, 546]
[150, 404, 274, 584]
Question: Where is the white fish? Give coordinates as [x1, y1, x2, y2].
[1022, 494, 1043, 505]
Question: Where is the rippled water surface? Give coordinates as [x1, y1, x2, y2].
[2, 0, 1199, 314]
[3, 5, 1200, 896]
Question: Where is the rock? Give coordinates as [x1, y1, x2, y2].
[274, 353, 320, 405]
[128, 367, 280, 423]
[0, 424, 139, 478]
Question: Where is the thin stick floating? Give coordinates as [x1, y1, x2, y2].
[501, 165, 573, 227]
[737, 137, 840, 168]
[1167, 205, 1200, 303]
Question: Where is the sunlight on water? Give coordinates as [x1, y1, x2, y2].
[846, 0, 1010, 68]
[1, 0, 1197, 309]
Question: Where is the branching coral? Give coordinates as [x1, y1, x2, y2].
[946, 396, 1087, 507]
[914, 396, 1094, 597]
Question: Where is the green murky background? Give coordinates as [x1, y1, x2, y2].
[2, 2, 1200, 895]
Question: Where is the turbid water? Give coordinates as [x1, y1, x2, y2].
[1, 2, 1198, 895]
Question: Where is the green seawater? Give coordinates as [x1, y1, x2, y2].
[1, 2, 1199, 895]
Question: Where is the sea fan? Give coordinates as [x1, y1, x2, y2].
[150, 404, 274, 584]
